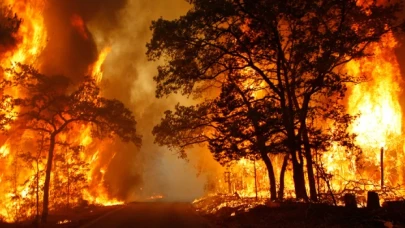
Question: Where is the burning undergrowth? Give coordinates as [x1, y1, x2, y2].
[193, 195, 405, 227]
[193, 194, 267, 217]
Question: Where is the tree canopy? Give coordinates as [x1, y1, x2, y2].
[0, 6, 21, 54]
[148, 0, 404, 201]
[6, 64, 141, 222]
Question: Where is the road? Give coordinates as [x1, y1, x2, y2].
[80, 202, 213, 228]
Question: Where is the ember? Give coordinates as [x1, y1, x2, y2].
[57, 219, 71, 225]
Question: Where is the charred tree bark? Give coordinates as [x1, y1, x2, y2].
[275, 45, 307, 201]
[278, 154, 289, 200]
[302, 125, 318, 201]
[41, 134, 56, 223]
[261, 152, 277, 201]
[291, 150, 308, 201]
[282, 110, 308, 200]
[281, 93, 308, 200]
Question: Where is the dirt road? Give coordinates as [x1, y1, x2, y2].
[80, 202, 213, 228]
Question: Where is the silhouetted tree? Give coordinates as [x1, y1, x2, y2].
[154, 72, 286, 200]
[0, 6, 21, 55]
[147, 0, 404, 201]
[7, 65, 141, 223]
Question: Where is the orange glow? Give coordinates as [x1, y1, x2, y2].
[0, 1, 122, 223]
[89, 47, 111, 82]
[322, 31, 405, 196]
[71, 14, 89, 40]
[147, 194, 164, 200]
[205, 1, 405, 205]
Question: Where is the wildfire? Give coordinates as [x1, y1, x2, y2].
[57, 219, 71, 225]
[0, 0, 122, 223]
[147, 194, 164, 200]
[206, 16, 405, 205]
[1, 0, 47, 78]
[90, 47, 111, 83]
[321, 31, 405, 195]
[71, 14, 89, 40]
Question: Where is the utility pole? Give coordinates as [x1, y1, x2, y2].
[253, 159, 258, 200]
[224, 170, 231, 194]
[381, 147, 384, 189]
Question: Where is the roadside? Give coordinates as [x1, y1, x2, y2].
[193, 195, 405, 227]
[0, 205, 124, 228]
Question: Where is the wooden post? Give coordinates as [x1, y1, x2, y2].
[224, 171, 231, 194]
[381, 147, 384, 189]
[254, 159, 258, 200]
[367, 191, 380, 209]
[344, 193, 357, 209]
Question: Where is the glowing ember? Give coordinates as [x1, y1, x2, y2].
[147, 194, 164, 200]
[57, 219, 71, 225]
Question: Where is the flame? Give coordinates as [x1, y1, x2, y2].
[71, 14, 89, 40]
[89, 47, 111, 83]
[321, 31, 405, 196]
[204, 2, 405, 205]
[1, 0, 47, 78]
[0, 1, 122, 223]
[147, 194, 164, 200]
[347, 33, 402, 150]
[57, 219, 71, 224]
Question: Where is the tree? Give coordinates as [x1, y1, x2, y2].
[52, 145, 88, 210]
[154, 72, 287, 200]
[147, 0, 404, 201]
[0, 6, 21, 55]
[7, 65, 141, 223]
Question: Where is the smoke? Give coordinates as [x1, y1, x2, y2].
[37, 0, 220, 202]
[95, 0, 214, 202]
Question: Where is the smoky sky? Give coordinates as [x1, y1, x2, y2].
[35, 0, 211, 201]
[39, 0, 127, 82]
[96, 0, 211, 201]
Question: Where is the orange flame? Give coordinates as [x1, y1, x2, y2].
[71, 14, 89, 40]
[89, 47, 111, 82]
[0, 1, 122, 223]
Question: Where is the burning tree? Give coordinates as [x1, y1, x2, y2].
[153, 72, 287, 200]
[0, 6, 21, 55]
[5, 65, 141, 223]
[148, 0, 404, 201]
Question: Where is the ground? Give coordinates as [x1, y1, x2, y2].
[193, 195, 405, 228]
[0, 202, 213, 228]
[2, 198, 405, 227]
[0, 205, 123, 228]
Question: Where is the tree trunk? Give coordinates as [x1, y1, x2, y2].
[278, 154, 289, 200]
[261, 152, 277, 201]
[41, 134, 56, 223]
[291, 151, 308, 201]
[302, 125, 317, 201]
